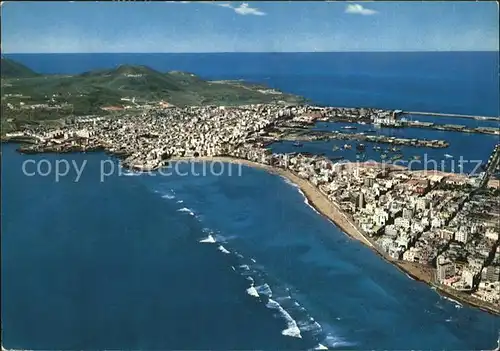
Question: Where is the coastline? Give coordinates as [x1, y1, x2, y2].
[170, 156, 500, 316]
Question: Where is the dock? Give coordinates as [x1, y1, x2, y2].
[403, 111, 500, 122]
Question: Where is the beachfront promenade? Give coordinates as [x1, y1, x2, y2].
[6, 103, 500, 315]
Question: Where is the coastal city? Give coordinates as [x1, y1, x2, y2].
[3, 0, 500, 350]
[4, 103, 500, 314]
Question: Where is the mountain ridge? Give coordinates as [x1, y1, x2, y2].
[1, 57, 40, 78]
[1, 58, 305, 131]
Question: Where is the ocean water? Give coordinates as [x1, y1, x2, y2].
[2, 52, 499, 349]
[6, 52, 500, 117]
[270, 121, 500, 174]
[2, 145, 499, 350]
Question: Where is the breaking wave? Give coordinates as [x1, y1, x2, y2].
[321, 334, 355, 348]
[199, 235, 216, 243]
[266, 298, 302, 339]
[165, 197, 352, 348]
[121, 169, 142, 176]
[441, 295, 463, 309]
[280, 176, 321, 216]
[247, 285, 260, 298]
[218, 245, 231, 254]
[177, 207, 195, 216]
[255, 284, 273, 297]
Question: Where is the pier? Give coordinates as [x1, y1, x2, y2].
[403, 111, 500, 122]
[281, 130, 449, 148]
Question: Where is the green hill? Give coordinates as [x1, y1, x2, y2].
[1, 58, 39, 78]
[1, 59, 305, 131]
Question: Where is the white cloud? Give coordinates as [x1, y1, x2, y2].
[345, 4, 377, 16]
[173, 1, 266, 16]
[213, 2, 266, 16]
[232, 3, 265, 16]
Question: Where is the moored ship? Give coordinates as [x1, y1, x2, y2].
[356, 143, 366, 151]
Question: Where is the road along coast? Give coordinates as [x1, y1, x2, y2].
[170, 156, 500, 316]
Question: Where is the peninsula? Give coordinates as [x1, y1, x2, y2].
[0, 57, 305, 133]
[5, 99, 500, 315]
[2, 59, 499, 315]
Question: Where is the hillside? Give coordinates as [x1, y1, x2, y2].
[1, 60, 305, 131]
[1, 58, 39, 78]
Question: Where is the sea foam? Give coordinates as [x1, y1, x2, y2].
[255, 284, 273, 297]
[281, 175, 299, 189]
[298, 319, 322, 333]
[199, 235, 216, 243]
[266, 298, 302, 339]
[239, 264, 250, 271]
[122, 170, 141, 176]
[322, 334, 354, 348]
[218, 245, 231, 254]
[177, 207, 195, 216]
[442, 295, 463, 308]
[246, 286, 260, 298]
[298, 189, 321, 216]
[281, 176, 321, 216]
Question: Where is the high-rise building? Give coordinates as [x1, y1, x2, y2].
[455, 230, 468, 244]
[437, 258, 456, 282]
[416, 198, 429, 211]
[482, 265, 500, 282]
[364, 177, 375, 187]
[358, 192, 365, 210]
[403, 208, 414, 220]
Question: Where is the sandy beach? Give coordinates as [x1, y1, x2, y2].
[171, 156, 374, 246]
[170, 156, 500, 316]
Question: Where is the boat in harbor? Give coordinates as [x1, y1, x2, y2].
[365, 129, 377, 133]
[293, 142, 303, 147]
[332, 145, 340, 151]
[344, 144, 352, 149]
[356, 143, 366, 151]
[341, 126, 357, 130]
[444, 154, 453, 158]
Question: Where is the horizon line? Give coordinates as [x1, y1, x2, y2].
[3, 50, 499, 55]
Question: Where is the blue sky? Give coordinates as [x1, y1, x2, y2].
[1, 1, 498, 53]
